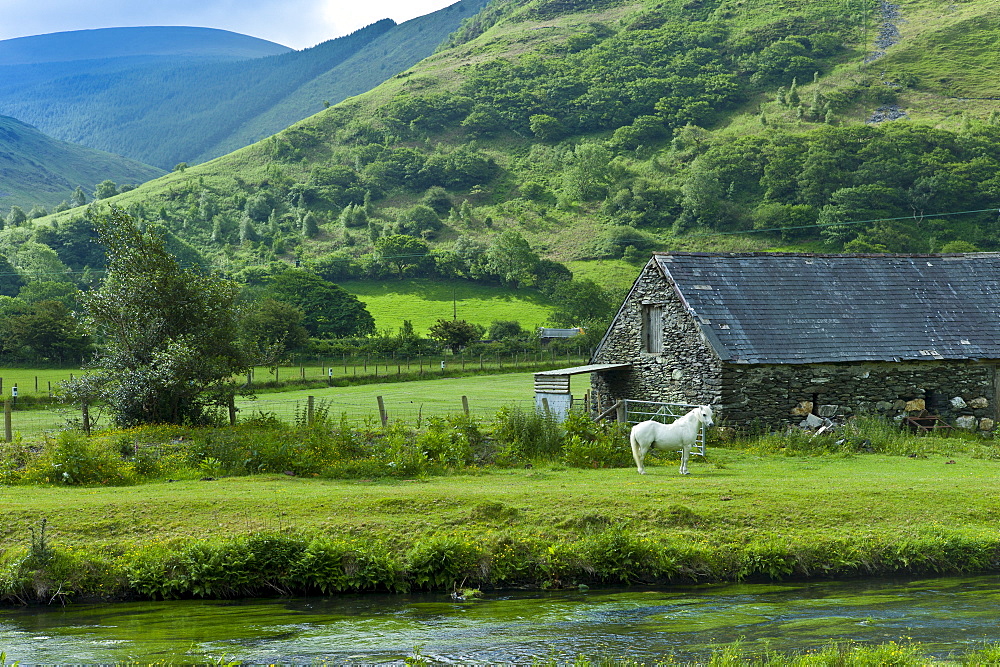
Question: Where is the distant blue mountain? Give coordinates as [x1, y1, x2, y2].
[0, 26, 291, 65]
[0, 114, 164, 210]
[0, 1, 489, 170]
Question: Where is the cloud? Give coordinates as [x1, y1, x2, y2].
[0, 0, 460, 49]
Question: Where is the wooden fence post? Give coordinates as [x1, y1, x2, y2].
[307, 395, 315, 426]
[462, 395, 470, 416]
[616, 401, 627, 423]
[4, 399, 11, 443]
[377, 396, 388, 427]
[82, 401, 91, 435]
[228, 396, 236, 426]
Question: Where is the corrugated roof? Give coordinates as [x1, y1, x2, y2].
[654, 252, 1000, 364]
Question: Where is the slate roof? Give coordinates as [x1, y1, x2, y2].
[654, 252, 1000, 364]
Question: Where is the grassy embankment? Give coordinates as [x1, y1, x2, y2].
[3, 415, 1000, 604]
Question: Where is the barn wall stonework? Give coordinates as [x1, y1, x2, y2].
[591, 261, 723, 410]
[592, 261, 998, 431]
[723, 361, 997, 430]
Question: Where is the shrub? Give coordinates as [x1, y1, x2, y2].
[417, 417, 473, 467]
[407, 534, 485, 590]
[491, 405, 563, 464]
[563, 434, 633, 468]
[20, 431, 133, 485]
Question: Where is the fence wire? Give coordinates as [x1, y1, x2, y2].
[3, 395, 547, 440]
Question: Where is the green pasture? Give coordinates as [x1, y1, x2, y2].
[3, 448, 998, 560]
[338, 279, 555, 333]
[243, 370, 579, 425]
[2, 370, 591, 439]
[565, 259, 641, 292]
[0, 369, 79, 399]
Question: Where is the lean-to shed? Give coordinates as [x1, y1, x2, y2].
[590, 252, 1000, 430]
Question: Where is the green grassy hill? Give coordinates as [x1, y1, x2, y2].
[22, 0, 1000, 301]
[0, 115, 165, 210]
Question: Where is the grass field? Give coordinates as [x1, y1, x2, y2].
[2, 369, 591, 438]
[3, 448, 997, 556]
[339, 278, 555, 333]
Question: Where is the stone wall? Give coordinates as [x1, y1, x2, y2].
[591, 260, 723, 411]
[722, 360, 997, 431]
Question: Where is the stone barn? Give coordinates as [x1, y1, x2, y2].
[590, 252, 1000, 431]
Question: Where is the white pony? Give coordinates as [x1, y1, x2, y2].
[629, 405, 714, 475]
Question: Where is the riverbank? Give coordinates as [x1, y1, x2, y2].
[3, 447, 1000, 604]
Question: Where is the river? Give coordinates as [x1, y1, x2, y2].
[3, 575, 999, 664]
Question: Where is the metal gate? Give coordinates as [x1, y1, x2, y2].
[622, 399, 707, 457]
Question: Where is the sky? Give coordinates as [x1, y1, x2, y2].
[0, 0, 460, 50]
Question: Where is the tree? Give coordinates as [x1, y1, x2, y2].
[484, 229, 539, 288]
[549, 279, 617, 328]
[0, 254, 24, 297]
[93, 180, 118, 200]
[264, 269, 375, 337]
[71, 186, 88, 207]
[241, 298, 309, 369]
[488, 320, 525, 341]
[6, 205, 27, 227]
[529, 114, 566, 142]
[374, 234, 430, 279]
[6, 300, 90, 362]
[429, 318, 481, 353]
[64, 207, 249, 427]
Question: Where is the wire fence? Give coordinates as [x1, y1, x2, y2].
[0, 350, 593, 399]
[240, 395, 539, 427]
[2, 368, 592, 440]
[1, 396, 546, 440]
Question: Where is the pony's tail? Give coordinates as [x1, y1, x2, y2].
[629, 428, 644, 473]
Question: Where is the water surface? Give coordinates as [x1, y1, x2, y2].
[3, 576, 999, 664]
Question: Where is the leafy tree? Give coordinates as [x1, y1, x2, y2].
[421, 186, 453, 216]
[549, 279, 617, 328]
[529, 114, 566, 142]
[0, 254, 24, 297]
[71, 186, 88, 207]
[532, 258, 573, 294]
[484, 229, 539, 288]
[11, 242, 71, 282]
[6, 206, 27, 227]
[397, 205, 443, 238]
[941, 240, 979, 253]
[94, 180, 119, 200]
[6, 300, 90, 362]
[264, 269, 375, 337]
[64, 207, 249, 427]
[374, 234, 430, 279]
[563, 142, 615, 201]
[45, 215, 105, 270]
[16, 280, 78, 307]
[241, 298, 310, 368]
[488, 320, 525, 341]
[429, 318, 481, 353]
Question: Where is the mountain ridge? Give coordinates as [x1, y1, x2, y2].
[0, 115, 165, 211]
[0, 26, 291, 65]
[0, 1, 489, 170]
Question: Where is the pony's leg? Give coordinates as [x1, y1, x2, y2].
[630, 431, 647, 474]
[679, 444, 690, 475]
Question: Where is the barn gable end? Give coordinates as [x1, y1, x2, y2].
[592, 252, 1000, 431]
[591, 257, 723, 412]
